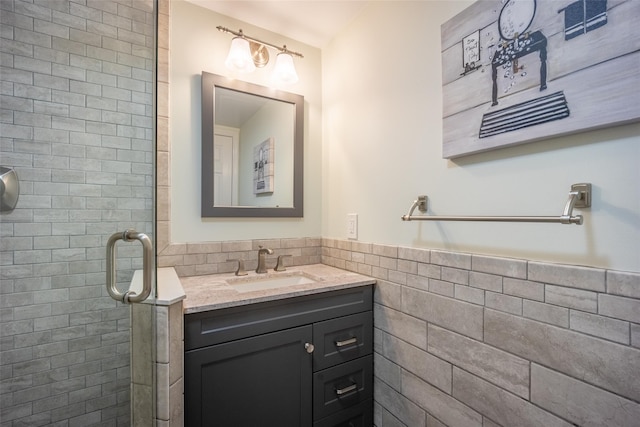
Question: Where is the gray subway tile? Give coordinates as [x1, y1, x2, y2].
[453, 368, 572, 427]
[428, 279, 454, 298]
[402, 370, 482, 427]
[398, 246, 430, 263]
[374, 352, 402, 391]
[441, 267, 469, 285]
[427, 414, 447, 427]
[431, 250, 471, 269]
[523, 300, 569, 327]
[503, 277, 544, 302]
[402, 286, 484, 340]
[599, 294, 640, 323]
[484, 309, 640, 402]
[469, 271, 502, 293]
[454, 284, 484, 305]
[606, 270, 640, 299]
[383, 332, 451, 393]
[632, 323, 640, 349]
[374, 303, 427, 350]
[374, 377, 426, 427]
[418, 262, 441, 279]
[531, 364, 640, 427]
[485, 292, 522, 315]
[545, 284, 597, 313]
[373, 280, 402, 311]
[471, 254, 527, 279]
[529, 261, 605, 292]
[405, 274, 429, 292]
[428, 324, 530, 398]
[372, 244, 398, 258]
[569, 310, 630, 344]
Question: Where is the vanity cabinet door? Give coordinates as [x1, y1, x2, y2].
[184, 325, 313, 427]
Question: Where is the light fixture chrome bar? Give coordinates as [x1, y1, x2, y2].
[401, 183, 591, 225]
[217, 26, 304, 58]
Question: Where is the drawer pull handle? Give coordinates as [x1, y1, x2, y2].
[335, 383, 358, 396]
[335, 337, 358, 348]
[305, 342, 315, 353]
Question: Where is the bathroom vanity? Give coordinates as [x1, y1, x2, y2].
[181, 265, 375, 427]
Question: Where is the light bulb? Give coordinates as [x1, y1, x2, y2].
[224, 37, 256, 73]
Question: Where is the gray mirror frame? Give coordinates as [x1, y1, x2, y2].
[201, 72, 304, 217]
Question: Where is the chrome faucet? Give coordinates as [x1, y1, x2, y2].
[255, 246, 273, 274]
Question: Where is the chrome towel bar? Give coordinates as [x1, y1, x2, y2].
[401, 183, 591, 225]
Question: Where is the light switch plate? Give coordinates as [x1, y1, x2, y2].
[347, 213, 358, 240]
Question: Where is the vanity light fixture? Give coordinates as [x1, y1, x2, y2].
[217, 26, 303, 84]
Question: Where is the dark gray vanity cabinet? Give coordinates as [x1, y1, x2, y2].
[184, 285, 374, 427]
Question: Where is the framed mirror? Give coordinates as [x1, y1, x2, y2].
[201, 72, 304, 217]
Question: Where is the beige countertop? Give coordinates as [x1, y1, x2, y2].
[180, 264, 375, 314]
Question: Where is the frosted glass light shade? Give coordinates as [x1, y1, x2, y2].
[225, 37, 256, 73]
[272, 52, 299, 84]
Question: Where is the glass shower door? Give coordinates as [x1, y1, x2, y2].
[0, 0, 159, 425]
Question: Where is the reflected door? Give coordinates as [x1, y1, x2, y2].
[214, 127, 240, 206]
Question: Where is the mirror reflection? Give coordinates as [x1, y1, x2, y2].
[201, 72, 304, 217]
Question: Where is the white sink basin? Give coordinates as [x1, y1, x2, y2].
[227, 272, 318, 293]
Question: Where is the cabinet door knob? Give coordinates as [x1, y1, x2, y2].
[304, 342, 315, 353]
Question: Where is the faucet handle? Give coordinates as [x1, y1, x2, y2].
[231, 259, 248, 276]
[275, 254, 292, 272]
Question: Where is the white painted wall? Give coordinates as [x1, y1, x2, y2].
[322, 1, 640, 272]
[171, 0, 639, 272]
[170, 0, 322, 242]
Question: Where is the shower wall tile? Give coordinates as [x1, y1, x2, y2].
[320, 239, 639, 427]
[1, 0, 154, 424]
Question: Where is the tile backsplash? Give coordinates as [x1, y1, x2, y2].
[160, 236, 639, 426]
[321, 238, 640, 427]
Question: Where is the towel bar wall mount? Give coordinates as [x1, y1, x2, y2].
[401, 183, 591, 225]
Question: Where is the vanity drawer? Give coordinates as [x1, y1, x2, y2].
[185, 286, 373, 350]
[313, 355, 373, 420]
[313, 399, 373, 427]
[313, 311, 373, 371]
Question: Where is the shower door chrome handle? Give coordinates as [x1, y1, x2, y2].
[106, 229, 153, 304]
